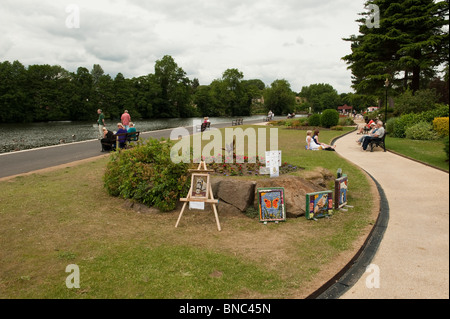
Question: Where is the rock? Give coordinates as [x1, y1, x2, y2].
[216, 179, 256, 212]
[254, 175, 324, 218]
[301, 167, 335, 188]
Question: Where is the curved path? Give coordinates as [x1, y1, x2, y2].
[333, 128, 449, 299]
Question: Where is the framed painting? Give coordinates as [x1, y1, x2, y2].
[306, 191, 334, 220]
[190, 173, 210, 200]
[335, 175, 348, 210]
[257, 188, 286, 222]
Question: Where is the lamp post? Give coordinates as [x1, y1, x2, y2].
[384, 78, 389, 124]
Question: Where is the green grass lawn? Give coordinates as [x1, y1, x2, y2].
[0, 125, 376, 299]
[386, 136, 449, 172]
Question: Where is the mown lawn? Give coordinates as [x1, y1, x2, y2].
[386, 136, 449, 172]
[0, 125, 376, 299]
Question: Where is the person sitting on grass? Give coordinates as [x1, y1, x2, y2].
[313, 129, 336, 151]
[362, 121, 385, 151]
[306, 130, 321, 151]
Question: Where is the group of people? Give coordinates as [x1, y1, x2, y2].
[267, 110, 275, 121]
[97, 109, 138, 152]
[357, 120, 385, 151]
[305, 129, 336, 151]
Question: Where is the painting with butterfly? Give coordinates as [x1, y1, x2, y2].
[257, 188, 286, 223]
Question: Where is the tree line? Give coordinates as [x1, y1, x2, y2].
[0, 56, 281, 123]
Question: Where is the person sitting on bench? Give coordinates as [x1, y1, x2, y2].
[115, 123, 128, 149]
[357, 122, 376, 145]
[362, 121, 385, 151]
[127, 122, 138, 141]
[101, 127, 115, 152]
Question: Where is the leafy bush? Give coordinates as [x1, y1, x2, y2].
[338, 117, 355, 126]
[386, 117, 398, 136]
[405, 122, 439, 141]
[391, 105, 449, 138]
[320, 109, 340, 128]
[394, 88, 440, 115]
[103, 138, 191, 212]
[433, 117, 449, 137]
[308, 114, 321, 127]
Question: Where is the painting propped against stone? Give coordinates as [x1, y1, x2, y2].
[335, 175, 348, 210]
[257, 188, 286, 222]
[306, 191, 333, 220]
[190, 173, 210, 200]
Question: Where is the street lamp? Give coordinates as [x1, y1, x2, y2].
[384, 78, 389, 124]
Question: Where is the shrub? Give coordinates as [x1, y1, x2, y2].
[338, 117, 355, 126]
[308, 114, 321, 127]
[103, 138, 191, 212]
[320, 109, 340, 128]
[392, 106, 450, 138]
[386, 117, 398, 136]
[433, 117, 449, 137]
[394, 88, 440, 115]
[331, 126, 344, 131]
[405, 122, 439, 141]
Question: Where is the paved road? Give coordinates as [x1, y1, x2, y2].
[335, 126, 449, 299]
[0, 119, 266, 179]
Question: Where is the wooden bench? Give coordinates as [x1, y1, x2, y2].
[196, 122, 211, 132]
[369, 133, 386, 152]
[232, 118, 244, 126]
[107, 131, 140, 151]
[263, 116, 271, 122]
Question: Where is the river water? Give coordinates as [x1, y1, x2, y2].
[0, 115, 271, 154]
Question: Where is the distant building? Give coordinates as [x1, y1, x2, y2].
[367, 106, 379, 113]
[338, 104, 353, 115]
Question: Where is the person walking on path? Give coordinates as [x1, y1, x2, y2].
[97, 109, 106, 139]
[121, 110, 131, 130]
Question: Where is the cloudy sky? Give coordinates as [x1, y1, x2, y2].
[0, 0, 365, 94]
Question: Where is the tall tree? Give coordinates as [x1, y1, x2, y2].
[264, 79, 296, 115]
[153, 55, 192, 118]
[343, 0, 449, 95]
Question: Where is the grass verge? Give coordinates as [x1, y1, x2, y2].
[386, 136, 449, 172]
[0, 125, 376, 299]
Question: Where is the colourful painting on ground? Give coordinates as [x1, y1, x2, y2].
[335, 175, 348, 209]
[257, 188, 286, 222]
[306, 191, 334, 220]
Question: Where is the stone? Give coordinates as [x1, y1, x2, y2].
[215, 178, 256, 212]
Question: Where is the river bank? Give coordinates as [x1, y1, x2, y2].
[0, 115, 289, 154]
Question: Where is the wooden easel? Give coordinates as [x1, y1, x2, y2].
[175, 162, 221, 231]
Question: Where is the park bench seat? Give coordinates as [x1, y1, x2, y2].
[369, 134, 386, 152]
[109, 131, 140, 150]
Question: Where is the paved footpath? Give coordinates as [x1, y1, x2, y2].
[335, 127, 449, 299]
